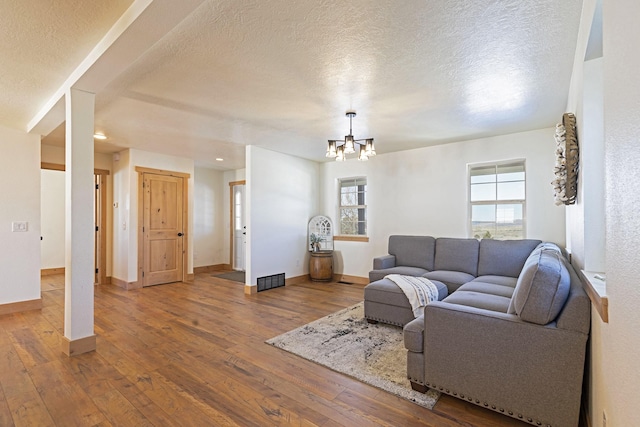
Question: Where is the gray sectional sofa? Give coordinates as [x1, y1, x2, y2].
[365, 235, 590, 427]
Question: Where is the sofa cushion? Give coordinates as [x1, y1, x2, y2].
[373, 254, 396, 270]
[477, 239, 541, 277]
[508, 248, 571, 325]
[364, 277, 448, 307]
[434, 238, 479, 276]
[423, 270, 475, 292]
[535, 242, 563, 253]
[456, 281, 515, 299]
[388, 235, 436, 270]
[471, 275, 518, 287]
[521, 242, 563, 265]
[403, 315, 424, 352]
[443, 290, 511, 313]
[369, 266, 429, 283]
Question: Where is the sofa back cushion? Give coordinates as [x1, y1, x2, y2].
[477, 239, 541, 278]
[433, 238, 479, 276]
[508, 245, 570, 325]
[388, 235, 436, 270]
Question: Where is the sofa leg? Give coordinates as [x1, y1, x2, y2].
[410, 381, 427, 393]
[366, 319, 378, 324]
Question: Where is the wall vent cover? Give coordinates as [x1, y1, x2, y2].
[257, 273, 285, 292]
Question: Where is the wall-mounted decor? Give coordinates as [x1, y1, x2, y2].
[308, 215, 334, 252]
[308, 215, 334, 282]
[552, 112, 579, 205]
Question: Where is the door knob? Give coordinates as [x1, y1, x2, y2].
[177, 232, 184, 237]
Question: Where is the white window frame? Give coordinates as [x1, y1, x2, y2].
[468, 160, 526, 240]
[337, 177, 367, 237]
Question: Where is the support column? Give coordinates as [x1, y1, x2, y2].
[62, 88, 96, 356]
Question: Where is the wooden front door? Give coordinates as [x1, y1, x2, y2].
[143, 173, 184, 286]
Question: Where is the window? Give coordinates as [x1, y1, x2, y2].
[338, 177, 367, 236]
[469, 161, 525, 240]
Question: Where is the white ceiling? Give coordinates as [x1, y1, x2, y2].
[2, 0, 584, 171]
[0, 0, 134, 128]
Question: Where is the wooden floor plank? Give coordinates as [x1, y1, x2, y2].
[0, 329, 56, 427]
[28, 360, 107, 426]
[0, 378, 16, 427]
[0, 274, 543, 426]
[9, 328, 58, 368]
[93, 339, 189, 427]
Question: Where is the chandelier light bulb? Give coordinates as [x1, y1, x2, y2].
[326, 140, 337, 158]
[358, 144, 369, 161]
[344, 135, 356, 154]
[365, 139, 376, 156]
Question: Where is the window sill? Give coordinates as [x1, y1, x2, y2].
[334, 235, 369, 242]
[578, 270, 608, 323]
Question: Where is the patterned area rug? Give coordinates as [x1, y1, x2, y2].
[266, 302, 440, 409]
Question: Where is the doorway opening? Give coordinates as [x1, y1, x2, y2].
[40, 163, 109, 285]
[229, 180, 246, 271]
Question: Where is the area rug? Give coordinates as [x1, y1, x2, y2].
[212, 271, 245, 283]
[266, 302, 440, 409]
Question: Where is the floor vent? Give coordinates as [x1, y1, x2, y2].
[257, 273, 285, 292]
[338, 281, 354, 285]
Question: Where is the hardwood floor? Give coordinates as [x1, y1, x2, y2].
[0, 273, 531, 426]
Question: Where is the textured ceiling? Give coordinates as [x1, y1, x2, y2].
[4, 0, 583, 170]
[0, 0, 134, 129]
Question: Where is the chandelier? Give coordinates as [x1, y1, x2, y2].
[326, 111, 376, 161]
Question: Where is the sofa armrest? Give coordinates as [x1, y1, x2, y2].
[422, 301, 588, 426]
[373, 254, 396, 270]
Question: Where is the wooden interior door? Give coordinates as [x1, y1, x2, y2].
[143, 173, 184, 286]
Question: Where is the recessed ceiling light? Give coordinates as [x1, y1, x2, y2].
[93, 133, 107, 140]
[215, 158, 224, 161]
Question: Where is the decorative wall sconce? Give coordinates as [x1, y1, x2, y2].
[552, 113, 579, 205]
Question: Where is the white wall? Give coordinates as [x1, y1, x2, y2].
[564, 0, 605, 273]
[193, 167, 225, 267]
[0, 125, 41, 304]
[580, 57, 605, 272]
[321, 128, 566, 278]
[41, 144, 114, 171]
[587, 1, 640, 426]
[112, 149, 130, 281]
[564, 0, 640, 425]
[41, 144, 66, 164]
[41, 169, 65, 269]
[246, 146, 319, 286]
[112, 148, 195, 283]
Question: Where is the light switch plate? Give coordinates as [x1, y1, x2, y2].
[12, 221, 28, 232]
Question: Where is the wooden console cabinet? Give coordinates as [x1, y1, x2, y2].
[309, 251, 333, 282]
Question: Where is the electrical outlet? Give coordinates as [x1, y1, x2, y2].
[12, 221, 28, 232]
[603, 410, 607, 427]
[296, 259, 300, 267]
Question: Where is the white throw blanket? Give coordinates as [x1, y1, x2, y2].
[385, 274, 439, 317]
